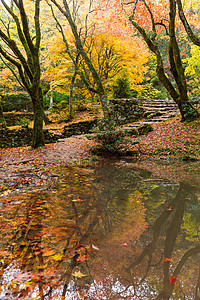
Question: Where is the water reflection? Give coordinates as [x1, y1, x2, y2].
[0, 160, 200, 299]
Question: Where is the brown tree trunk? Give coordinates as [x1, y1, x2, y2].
[0, 99, 4, 120]
[0, 97, 6, 128]
[31, 94, 45, 148]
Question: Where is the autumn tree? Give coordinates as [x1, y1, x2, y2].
[125, 0, 199, 121]
[45, 31, 147, 115]
[0, 0, 45, 148]
[47, 0, 110, 117]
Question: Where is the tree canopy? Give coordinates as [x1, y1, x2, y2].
[0, 0, 199, 147]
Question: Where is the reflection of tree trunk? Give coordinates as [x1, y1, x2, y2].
[125, 182, 199, 299]
[61, 187, 104, 298]
[156, 183, 199, 300]
[195, 265, 200, 300]
[126, 197, 176, 273]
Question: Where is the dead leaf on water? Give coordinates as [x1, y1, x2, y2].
[72, 270, 87, 278]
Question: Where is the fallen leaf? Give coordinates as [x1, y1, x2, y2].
[76, 254, 87, 262]
[72, 197, 84, 202]
[163, 257, 173, 262]
[43, 249, 55, 257]
[169, 275, 177, 284]
[52, 253, 63, 261]
[92, 244, 100, 251]
[72, 270, 87, 278]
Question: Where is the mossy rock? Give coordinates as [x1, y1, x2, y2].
[138, 124, 153, 135]
[63, 119, 98, 137]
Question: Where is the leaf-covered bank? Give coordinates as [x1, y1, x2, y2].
[133, 117, 200, 161]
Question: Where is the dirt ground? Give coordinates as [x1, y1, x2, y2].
[0, 135, 95, 196]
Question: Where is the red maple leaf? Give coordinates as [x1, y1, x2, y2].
[76, 254, 87, 262]
[169, 275, 177, 284]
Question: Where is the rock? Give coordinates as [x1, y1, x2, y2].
[138, 124, 153, 135]
[63, 119, 98, 138]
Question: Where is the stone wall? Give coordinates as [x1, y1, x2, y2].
[109, 98, 144, 124]
[0, 128, 57, 148]
[4, 112, 34, 126]
[63, 119, 98, 138]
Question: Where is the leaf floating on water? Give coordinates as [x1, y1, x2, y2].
[92, 244, 100, 251]
[169, 275, 177, 284]
[43, 249, 55, 257]
[167, 205, 172, 211]
[163, 257, 173, 262]
[14, 272, 32, 283]
[52, 253, 63, 261]
[72, 270, 87, 278]
[76, 254, 87, 262]
[72, 197, 84, 202]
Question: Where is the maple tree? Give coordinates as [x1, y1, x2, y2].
[44, 31, 148, 114]
[127, 0, 199, 120]
[0, 0, 45, 148]
[46, 0, 113, 117]
[97, 0, 199, 120]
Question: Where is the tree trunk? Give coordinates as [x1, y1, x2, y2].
[168, 0, 199, 121]
[31, 95, 45, 148]
[49, 90, 53, 109]
[0, 99, 4, 119]
[69, 70, 77, 118]
[52, 0, 109, 117]
[0, 98, 6, 128]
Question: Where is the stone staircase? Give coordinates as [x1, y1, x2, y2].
[122, 98, 180, 133]
[138, 98, 179, 123]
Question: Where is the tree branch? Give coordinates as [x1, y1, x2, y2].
[176, 0, 200, 46]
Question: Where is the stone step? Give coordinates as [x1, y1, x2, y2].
[141, 105, 178, 110]
[138, 99, 175, 103]
[141, 103, 178, 108]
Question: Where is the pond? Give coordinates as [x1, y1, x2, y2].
[0, 159, 200, 299]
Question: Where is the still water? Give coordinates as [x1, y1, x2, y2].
[0, 159, 200, 299]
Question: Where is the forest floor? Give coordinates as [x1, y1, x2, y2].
[0, 115, 200, 196]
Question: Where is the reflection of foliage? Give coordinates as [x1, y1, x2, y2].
[123, 183, 200, 299]
[182, 212, 200, 242]
[0, 164, 200, 299]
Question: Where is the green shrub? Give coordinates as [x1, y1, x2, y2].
[112, 76, 131, 99]
[2, 92, 32, 112]
[138, 123, 153, 135]
[89, 117, 130, 156]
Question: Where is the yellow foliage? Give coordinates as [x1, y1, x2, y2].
[43, 31, 149, 98]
